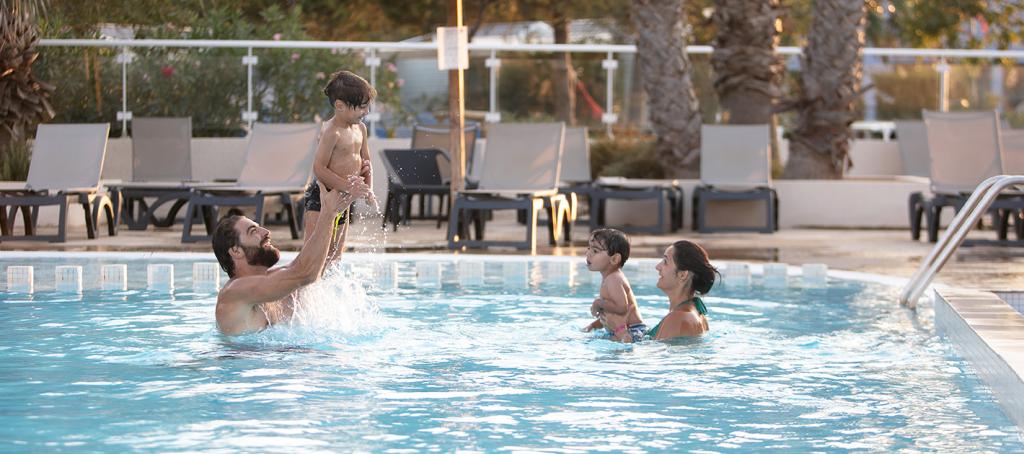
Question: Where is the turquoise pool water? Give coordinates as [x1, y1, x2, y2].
[1, 255, 1021, 452]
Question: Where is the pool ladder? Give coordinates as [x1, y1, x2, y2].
[900, 175, 1024, 308]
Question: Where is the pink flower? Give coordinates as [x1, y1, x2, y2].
[272, 33, 282, 41]
[330, 48, 338, 55]
[290, 52, 300, 61]
[396, 78, 404, 87]
[160, 66, 175, 77]
[386, 62, 397, 72]
[315, 72, 326, 80]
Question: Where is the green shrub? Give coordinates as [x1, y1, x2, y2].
[1, 141, 32, 182]
[589, 135, 665, 179]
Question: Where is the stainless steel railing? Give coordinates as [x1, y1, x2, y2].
[900, 175, 1024, 308]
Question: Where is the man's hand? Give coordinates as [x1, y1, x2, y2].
[319, 176, 369, 214]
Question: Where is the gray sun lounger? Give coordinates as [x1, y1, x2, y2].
[917, 110, 1022, 242]
[694, 124, 777, 233]
[181, 123, 320, 243]
[556, 126, 593, 224]
[0, 123, 117, 242]
[446, 122, 570, 253]
[106, 117, 201, 230]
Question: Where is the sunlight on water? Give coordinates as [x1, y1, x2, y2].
[1, 256, 1022, 452]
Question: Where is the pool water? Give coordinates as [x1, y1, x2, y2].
[1, 256, 1021, 452]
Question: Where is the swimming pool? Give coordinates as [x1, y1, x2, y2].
[1, 253, 1021, 451]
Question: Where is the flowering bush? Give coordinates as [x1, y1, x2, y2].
[35, 5, 405, 136]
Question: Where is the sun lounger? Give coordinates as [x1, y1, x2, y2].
[897, 120, 934, 240]
[554, 126, 594, 224]
[693, 124, 777, 233]
[380, 148, 450, 231]
[0, 123, 117, 242]
[918, 110, 1021, 242]
[895, 120, 930, 178]
[446, 122, 570, 253]
[590, 177, 683, 234]
[106, 117, 198, 230]
[412, 123, 480, 185]
[180, 123, 320, 243]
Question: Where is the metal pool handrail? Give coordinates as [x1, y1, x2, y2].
[900, 175, 1024, 308]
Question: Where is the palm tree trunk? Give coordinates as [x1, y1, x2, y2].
[632, 0, 702, 177]
[711, 0, 782, 124]
[782, 0, 866, 179]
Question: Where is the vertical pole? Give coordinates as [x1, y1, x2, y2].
[366, 49, 381, 137]
[448, 0, 466, 223]
[937, 58, 950, 112]
[602, 52, 618, 138]
[246, 47, 254, 129]
[241, 48, 258, 126]
[485, 50, 501, 123]
[120, 47, 129, 136]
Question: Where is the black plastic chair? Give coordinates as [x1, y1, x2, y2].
[381, 148, 451, 231]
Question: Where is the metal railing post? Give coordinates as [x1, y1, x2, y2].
[485, 50, 501, 123]
[602, 52, 618, 138]
[937, 58, 950, 112]
[364, 49, 382, 137]
[115, 46, 133, 136]
[241, 47, 258, 128]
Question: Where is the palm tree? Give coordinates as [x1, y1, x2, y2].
[632, 0, 702, 177]
[781, 0, 866, 179]
[1, 0, 54, 158]
[710, 0, 782, 124]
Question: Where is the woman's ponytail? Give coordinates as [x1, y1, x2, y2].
[672, 240, 719, 295]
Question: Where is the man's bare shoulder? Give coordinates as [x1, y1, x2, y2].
[217, 268, 286, 302]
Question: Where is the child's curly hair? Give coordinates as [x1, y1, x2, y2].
[323, 70, 377, 108]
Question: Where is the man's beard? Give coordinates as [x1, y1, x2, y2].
[242, 243, 280, 268]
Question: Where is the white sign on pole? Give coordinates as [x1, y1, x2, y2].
[437, 26, 469, 70]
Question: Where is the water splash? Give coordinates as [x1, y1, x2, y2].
[349, 199, 388, 255]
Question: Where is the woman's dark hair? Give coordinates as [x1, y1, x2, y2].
[212, 215, 243, 278]
[671, 240, 719, 295]
[323, 70, 377, 108]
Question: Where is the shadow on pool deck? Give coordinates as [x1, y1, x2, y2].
[3, 210, 1024, 292]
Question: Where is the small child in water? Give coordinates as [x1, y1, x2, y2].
[582, 229, 647, 342]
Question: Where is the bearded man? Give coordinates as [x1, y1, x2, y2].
[211, 177, 368, 335]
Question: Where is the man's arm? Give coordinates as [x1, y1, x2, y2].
[220, 182, 362, 305]
[313, 126, 349, 191]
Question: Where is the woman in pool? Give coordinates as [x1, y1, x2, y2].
[603, 240, 715, 340]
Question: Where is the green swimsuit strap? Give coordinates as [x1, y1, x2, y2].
[693, 296, 708, 316]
